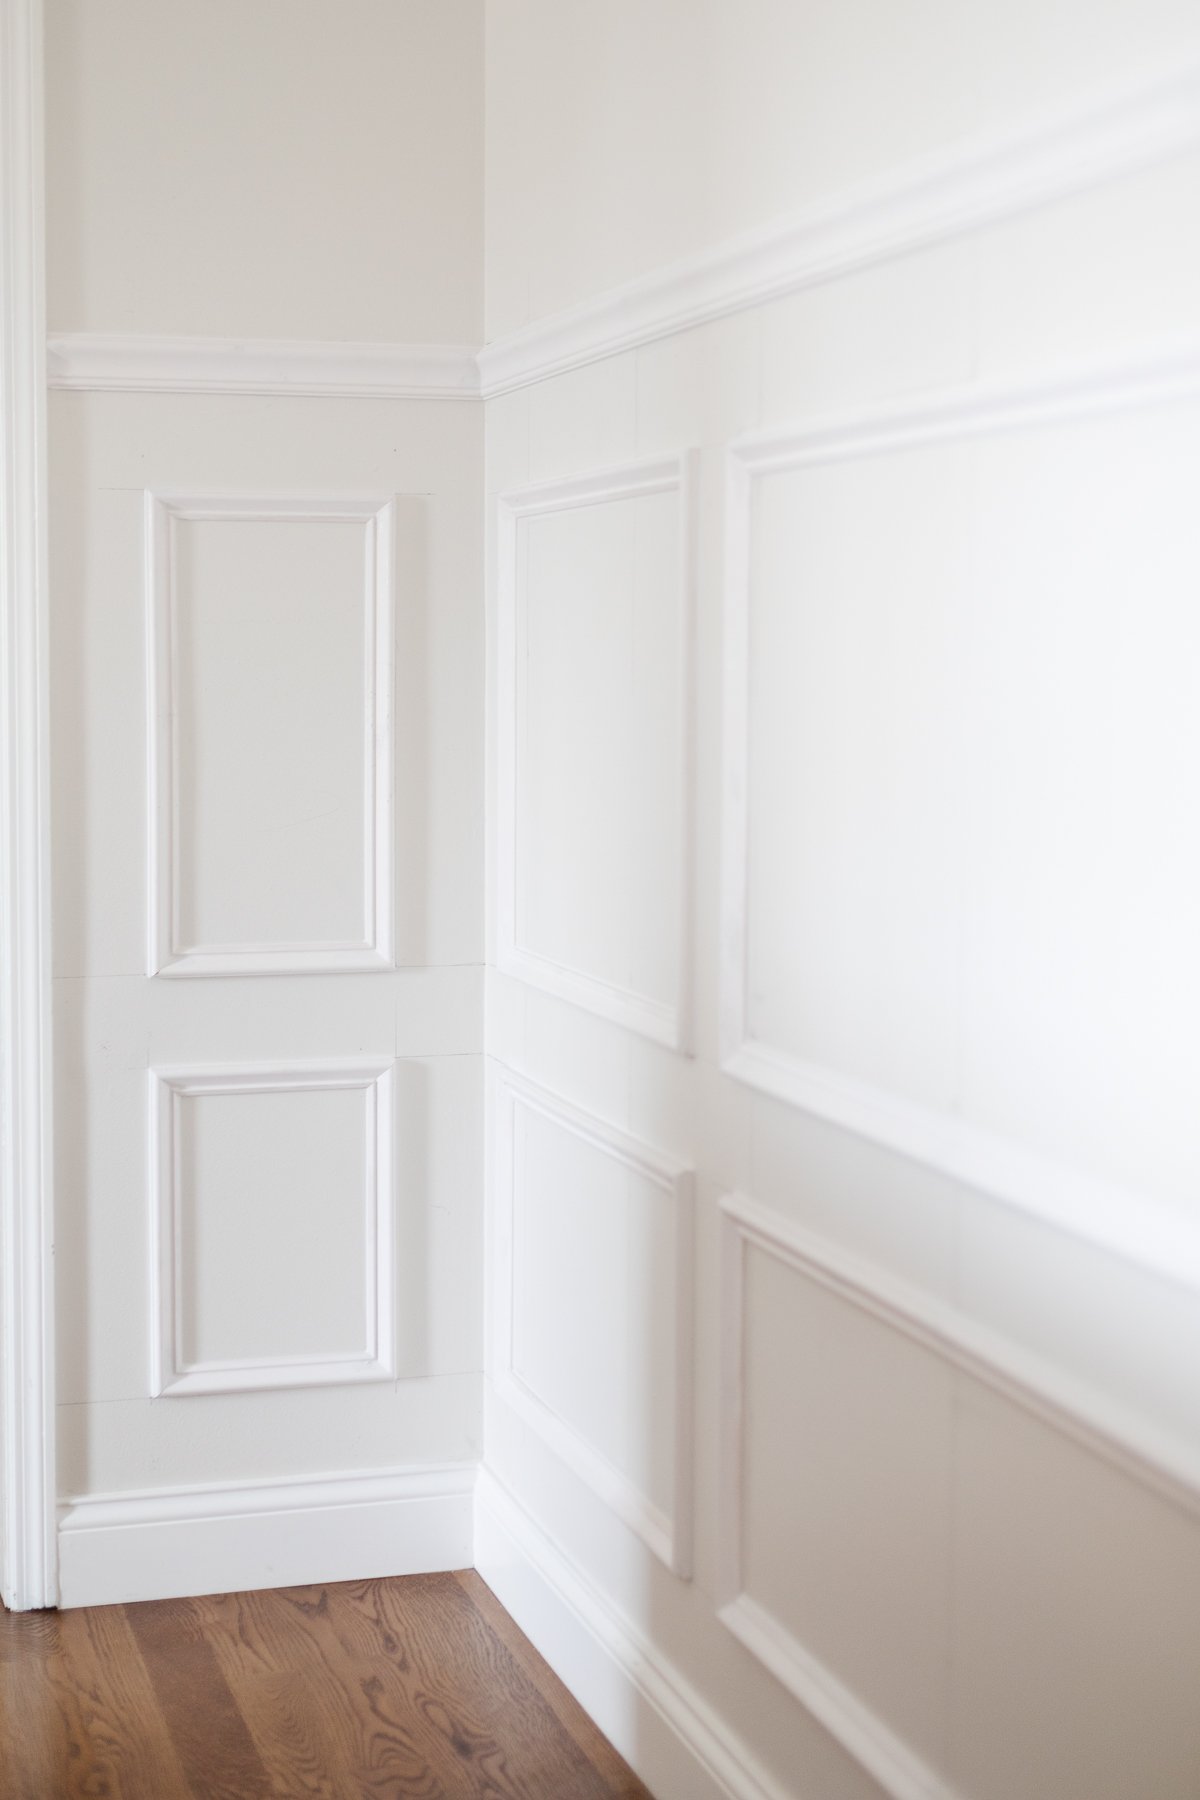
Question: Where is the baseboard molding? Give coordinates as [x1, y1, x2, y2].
[478, 57, 1200, 396]
[45, 334, 481, 399]
[57, 1463, 476, 1609]
[474, 1468, 793, 1800]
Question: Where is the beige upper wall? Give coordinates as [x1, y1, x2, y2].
[46, 0, 483, 341]
[484, 0, 1200, 339]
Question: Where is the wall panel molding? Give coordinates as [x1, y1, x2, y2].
[490, 1069, 695, 1576]
[496, 455, 696, 1049]
[149, 1057, 395, 1397]
[48, 334, 481, 399]
[146, 490, 396, 979]
[479, 58, 1200, 395]
[717, 1191, 1200, 1800]
[58, 1463, 475, 1608]
[720, 339, 1200, 1293]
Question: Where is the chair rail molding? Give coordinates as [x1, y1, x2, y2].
[148, 1058, 397, 1398]
[47, 334, 481, 399]
[720, 337, 1200, 1296]
[0, 0, 56, 1612]
[496, 453, 697, 1050]
[145, 490, 397, 979]
[478, 57, 1200, 397]
[489, 1069, 695, 1576]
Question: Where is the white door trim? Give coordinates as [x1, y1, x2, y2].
[0, 0, 56, 1611]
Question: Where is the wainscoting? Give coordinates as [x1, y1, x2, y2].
[3, 8, 1198, 1800]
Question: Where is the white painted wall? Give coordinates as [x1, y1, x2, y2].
[45, 0, 482, 342]
[45, 0, 485, 1606]
[481, 6, 1200, 1798]
[484, 0, 1200, 340]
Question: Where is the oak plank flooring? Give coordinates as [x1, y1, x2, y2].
[0, 1602, 195, 1800]
[205, 1585, 456, 1797]
[125, 1596, 277, 1800]
[453, 1574, 646, 1798]
[0, 1573, 652, 1800]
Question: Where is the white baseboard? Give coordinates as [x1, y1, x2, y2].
[474, 1469, 793, 1800]
[57, 1463, 476, 1609]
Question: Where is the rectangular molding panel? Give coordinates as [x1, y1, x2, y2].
[490, 1071, 695, 1575]
[145, 491, 396, 978]
[718, 1194, 961, 1800]
[717, 1191, 1200, 1800]
[496, 456, 696, 1049]
[720, 344, 1200, 1292]
[149, 1058, 395, 1397]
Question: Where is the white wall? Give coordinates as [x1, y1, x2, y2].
[481, 6, 1200, 1798]
[46, 0, 482, 342]
[46, 0, 485, 1606]
[484, 0, 1200, 338]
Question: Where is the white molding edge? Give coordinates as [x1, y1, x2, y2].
[479, 58, 1200, 396]
[496, 454, 697, 1050]
[475, 1468, 793, 1800]
[57, 1463, 476, 1609]
[47, 334, 481, 399]
[0, 0, 56, 1612]
[148, 1058, 396, 1397]
[717, 1192, 1200, 1800]
[490, 1069, 694, 1576]
[720, 337, 1200, 1296]
[145, 490, 397, 979]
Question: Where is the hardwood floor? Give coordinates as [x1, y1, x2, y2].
[0, 1572, 653, 1799]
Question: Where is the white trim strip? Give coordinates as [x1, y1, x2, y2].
[0, 0, 56, 1612]
[478, 59, 1200, 396]
[47, 334, 481, 399]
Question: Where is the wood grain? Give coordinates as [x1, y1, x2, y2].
[456, 1572, 650, 1798]
[125, 1596, 275, 1800]
[0, 1574, 652, 1800]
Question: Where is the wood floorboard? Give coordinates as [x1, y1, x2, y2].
[0, 1574, 652, 1800]
[454, 1573, 649, 1799]
[124, 1596, 277, 1800]
[52, 1605, 194, 1800]
[333, 1573, 615, 1799]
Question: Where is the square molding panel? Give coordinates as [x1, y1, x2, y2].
[149, 1058, 395, 1397]
[145, 492, 396, 978]
[496, 455, 696, 1049]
